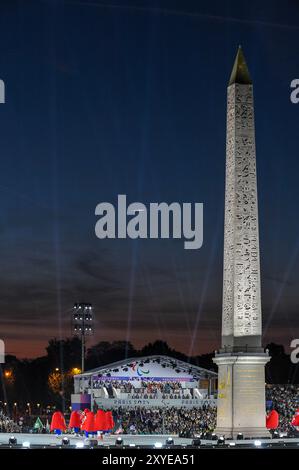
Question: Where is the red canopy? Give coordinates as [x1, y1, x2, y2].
[69, 410, 81, 428]
[50, 411, 66, 431]
[266, 410, 279, 429]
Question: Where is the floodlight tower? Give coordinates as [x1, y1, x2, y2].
[72, 303, 94, 372]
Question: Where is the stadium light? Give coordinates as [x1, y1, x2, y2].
[72, 303, 94, 372]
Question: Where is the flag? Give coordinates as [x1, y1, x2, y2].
[45, 419, 50, 432]
[34, 417, 44, 432]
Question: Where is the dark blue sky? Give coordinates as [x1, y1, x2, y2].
[0, 0, 298, 358]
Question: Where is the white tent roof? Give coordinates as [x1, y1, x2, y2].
[75, 355, 217, 381]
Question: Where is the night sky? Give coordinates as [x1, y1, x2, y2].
[0, 0, 299, 358]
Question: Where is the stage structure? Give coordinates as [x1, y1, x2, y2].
[213, 47, 270, 438]
[71, 355, 217, 410]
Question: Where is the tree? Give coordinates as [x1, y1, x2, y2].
[86, 341, 137, 369]
[46, 337, 82, 370]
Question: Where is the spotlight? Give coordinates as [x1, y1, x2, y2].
[191, 438, 201, 447]
[62, 437, 70, 446]
[84, 439, 98, 448]
[8, 436, 17, 446]
[217, 436, 225, 445]
[115, 437, 123, 446]
[22, 441, 30, 448]
[165, 438, 174, 446]
[237, 433, 244, 440]
[154, 442, 163, 449]
[75, 441, 85, 449]
[254, 440, 262, 447]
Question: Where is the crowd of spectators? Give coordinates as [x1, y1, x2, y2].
[1, 385, 298, 436]
[92, 379, 196, 399]
[266, 385, 299, 433]
[113, 405, 216, 436]
[0, 410, 21, 433]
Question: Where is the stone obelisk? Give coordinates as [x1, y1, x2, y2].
[213, 47, 270, 438]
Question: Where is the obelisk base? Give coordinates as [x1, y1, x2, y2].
[213, 352, 270, 439]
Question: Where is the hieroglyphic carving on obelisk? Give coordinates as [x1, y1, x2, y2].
[222, 46, 262, 350]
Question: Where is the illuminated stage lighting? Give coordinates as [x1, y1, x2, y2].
[115, 437, 123, 446]
[75, 441, 84, 449]
[237, 433, 244, 440]
[8, 436, 17, 446]
[154, 442, 163, 449]
[165, 438, 174, 446]
[62, 437, 70, 446]
[84, 439, 98, 448]
[191, 438, 201, 447]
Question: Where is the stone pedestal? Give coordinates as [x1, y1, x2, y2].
[213, 352, 270, 438]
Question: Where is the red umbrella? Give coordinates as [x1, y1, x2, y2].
[50, 411, 66, 431]
[266, 410, 279, 429]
